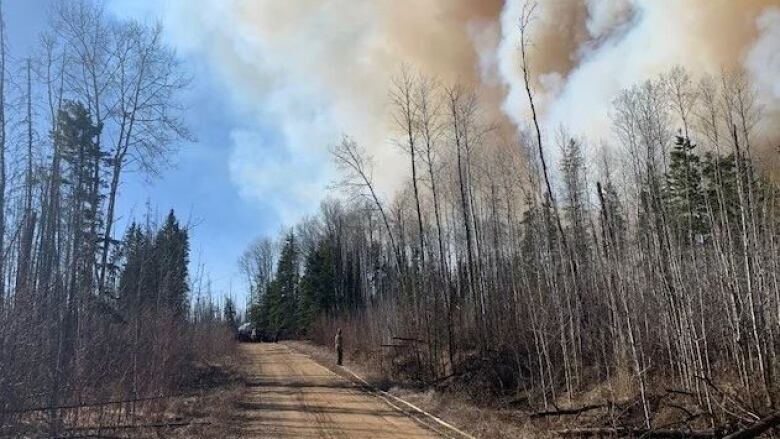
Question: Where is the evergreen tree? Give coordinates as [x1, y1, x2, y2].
[274, 231, 300, 335]
[117, 223, 155, 314]
[154, 210, 190, 317]
[299, 239, 336, 330]
[252, 231, 303, 338]
[601, 179, 626, 250]
[560, 138, 588, 257]
[52, 100, 104, 355]
[701, 151, 755, 227]
[223, 297, 238, 332]
[664, 135, 707, 243]
[262, 280, 283, 335]
[55, 101, 104, 300]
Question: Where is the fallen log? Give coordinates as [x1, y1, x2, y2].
[531, 404, 607, 418]
[392, 337, 427, 344]
[665, 388, 696, 397]
[723, 412, 780, 439]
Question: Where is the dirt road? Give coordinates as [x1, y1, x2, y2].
[238, 343, 442, 438]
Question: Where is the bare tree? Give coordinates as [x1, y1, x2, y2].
[239, 237, 277, 306]
[0, 0, 7, 306]
[390, 66, 425, 271]
[51, 1, 191, 295]
[331, 136, 401, 272]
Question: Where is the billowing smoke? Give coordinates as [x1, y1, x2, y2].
[129, 0, 780, 218]
[133, 0, 506, 219]
[498, 0, 780, 156]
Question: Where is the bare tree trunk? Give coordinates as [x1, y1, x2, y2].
[417, 78, 453, 370]
[391, 68, 425, 271]
[17, 59, 37, 298]
[447, 86, 481, 348]
[0, 0, 7, 307]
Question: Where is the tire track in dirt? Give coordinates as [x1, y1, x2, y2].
[238, 343, 441, 438]
[286, 351, 340, 439]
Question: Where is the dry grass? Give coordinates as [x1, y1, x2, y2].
[283, 340, 772, 439]
[26, 341, 247, 439]
[165, 351, 245, 438]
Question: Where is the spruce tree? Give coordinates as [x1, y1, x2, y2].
[54, 101, 103, 323]
[601, 180, 626, 250]
[299, 239, 336, 330]
[118, 223, 144, 313]
[154, 210, 190, 317]
[223, 297, 238, 332]
[664, 135, 707, 243]
[560, 138, 588, 258]
[262, 280, 283, 336]
[274, 232, 300, 335]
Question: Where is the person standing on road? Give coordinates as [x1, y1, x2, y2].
[335, 328, 343, 366]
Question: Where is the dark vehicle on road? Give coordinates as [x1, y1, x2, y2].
[236, 323, 256, 342]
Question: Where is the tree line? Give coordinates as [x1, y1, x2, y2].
[242, 33, 779, 432]
[0, 1, 229, 435]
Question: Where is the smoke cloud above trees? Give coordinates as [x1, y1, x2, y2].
[133, 0, 780, 212]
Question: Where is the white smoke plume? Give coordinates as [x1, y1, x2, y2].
[118, 0, 780, 218]
[498, 0, 780, 154]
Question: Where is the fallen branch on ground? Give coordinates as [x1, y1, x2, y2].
[556, 427, 718, 438]
[1, 392, 200, 414]
[531, 403, 607, 418]
[64, 420, 212, 431]
[556, 412, 780, 439]
[722, 412, 780, 439]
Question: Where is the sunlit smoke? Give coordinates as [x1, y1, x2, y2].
[141, 0, 780, 215]
[498, 0, 780, 160]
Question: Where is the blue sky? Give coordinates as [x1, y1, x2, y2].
[6, 0, 305, 304]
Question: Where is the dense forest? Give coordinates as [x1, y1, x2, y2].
[0, 1, 232, 435]
[242, 23, 780, 433]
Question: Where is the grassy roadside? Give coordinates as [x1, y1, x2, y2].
[283, 340, 778, 439]
[161, 342, 245, 438]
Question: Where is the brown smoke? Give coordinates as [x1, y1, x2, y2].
[166, 0, 780, 206]
[207, 0, 513, 193]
